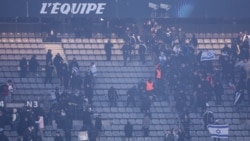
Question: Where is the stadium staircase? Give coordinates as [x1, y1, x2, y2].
[0, 32, 250, 140]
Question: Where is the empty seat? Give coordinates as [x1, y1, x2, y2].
[68, 38, 75, 43]
[75, 38, 82, 43]
[61, 38, 68, 43]
[82, 39, 89, 43]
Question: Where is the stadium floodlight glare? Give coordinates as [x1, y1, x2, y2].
[148, 2, 159, 10]
[160, 3, 171, 11]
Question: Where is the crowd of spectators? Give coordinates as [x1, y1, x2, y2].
[0, 19, 249, 141]
[117, 19, 250, 141]
[0, 45, 100, 140]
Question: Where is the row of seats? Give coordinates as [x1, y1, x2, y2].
[63, 43, 121, 49]
[2, 32, 236, 39]
[188, 33, 238, 38]
[0, 54, 46, 60]
[197, 38, 231, 44]
[198, 44, 225, 50]
[0, 32, 43, 38]
[0, 43, 45, 49]
[0, 32, 119, 39]
[0, 38, 43, 43]
[0, 48, 46, 55]
[62, 38, 124, 44]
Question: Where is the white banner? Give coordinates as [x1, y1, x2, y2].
[207, 124, 229, 138]
[78, 131, 88, 141]
[200, 50, 216, 61]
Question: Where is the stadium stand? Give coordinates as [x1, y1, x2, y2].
[0, 27, 250, 141]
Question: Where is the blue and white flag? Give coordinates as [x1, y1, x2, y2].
[234, 91, 242, 105]
[201, 50, 216, 61]
[207, 124, 229, 138]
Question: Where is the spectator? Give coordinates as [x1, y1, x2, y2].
[6, 80, 14, 103]
[29, 55, 39, 76]
[159, 52, 167, 67]
[128, 34, 136, 61]
[164, 129, 175, 141]
[61, 63, 70, 89]
[142, 114, 151, 137]
[138, 42, 147, 64]
[46, 49, 53, 65]
[122, 42, 130, 66]
[90, 62, 97, 77]
[190, 34, 198, 48]
[0, 129, 9, 141]
[83, 106, 93, 129]
[155, 64, 165, 96]
[234, 79, 245, 108]
[18, 117, 29, 137]
[94, 114, 102, 133]
[202, 109, 214, 130]
[104, 40, 113, 61]
[214, 80, 224, 105]
[44, 62, 54, 84]
[53, 53, 63, 77]
[71, 71, 82, 91]
[137, 79, 146, 98]
[84, 71, 93, 104]
[88, 126, 98, 141]
[23, 125, 36, 141]
[54, 131, 64, 141]
[145, 78, 155, 98]
[0, 110, 5, 131]
[19, 57, 28, 78]
[141, 96, 151, 113]
[176, 128, 185, 141]
[108, 86, 118, 106]
[11, 108, 20, 131]
[247, 71, 250, 104]
[69, 57, 79, 73]
[124, 121, 133, 141]
[239, 36, 249, 61]
[126, 86, 137, 106]
[35, 114, 44, 137]
[181, 114, 190, 140]
[63, 118, 72, 141]
[90, 62, 97, 86]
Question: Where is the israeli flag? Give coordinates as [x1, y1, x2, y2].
[207, 124, 229, 138]
[234, 91, 242, 105]
[201, 50, 216, 61]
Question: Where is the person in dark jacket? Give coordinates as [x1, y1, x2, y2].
[122, 42, 130, 66]
[23, 125, 36, 141]
[0, 129, 9, 141]
[19, 57, 28, 78]
[104, 40, 113, 61]
[94, 114, 102, 133]
[53, 53, 63, 77]
[108, 86, 118, 106]
[126, 86, 137, 106]
[124, 121, 133, 141]
[18, 117, 29, 136]
[0, 110, 5, 130]
[84, 72, 93, 105]
[54, 131, 64, 141]
[142, 114, 151, 137]
[69, 57, 79, 73]
[164, 129, 175, 141]
[138, 42, 147, 64]
[214, 81, 224, 105]
[29, 55, 39, 76]
[44, 62, 54, 84]
[203, 110, 214, 130]
[46, 49, 53, 65]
